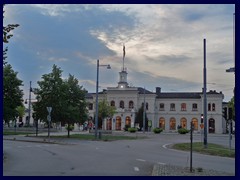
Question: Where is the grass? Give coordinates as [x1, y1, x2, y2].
[38, 133, 145, 141]
[172, 142, 235, 158]
[3, 131, 35, 135]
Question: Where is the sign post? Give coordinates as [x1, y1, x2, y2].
[47, 107, 52, 142]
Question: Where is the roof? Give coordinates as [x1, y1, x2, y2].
[156, 92, 202, 99]
[137, 87, 155, 94]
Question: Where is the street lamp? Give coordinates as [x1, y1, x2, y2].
[27, 81, 33, 126]
[95, 59, 111, 139]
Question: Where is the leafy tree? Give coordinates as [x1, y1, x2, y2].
[33, 65, 88, 137]
[61, 74, 88, 137]
[3, 4, 19, 64]
[3, 64, 23, 126]
[135, 106, 148, 131]
[16, 105, 25, 123]
[97, 99, 116, 129]
[228, 96, 235, 121]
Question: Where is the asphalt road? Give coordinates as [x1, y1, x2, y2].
[3, 133, 235, 176]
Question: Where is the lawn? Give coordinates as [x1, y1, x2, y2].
[172, 142, 235, 158]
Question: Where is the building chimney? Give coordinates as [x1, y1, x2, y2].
[156, 87, 161, 95]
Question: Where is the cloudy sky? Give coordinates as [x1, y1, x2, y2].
[4, 4, 235, 102]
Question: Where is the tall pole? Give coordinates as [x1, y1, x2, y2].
[203, 39, 208, 148]
[95, 60, 99, 139]
[143, 87, 146, 133]
[28, 81, 32, 126]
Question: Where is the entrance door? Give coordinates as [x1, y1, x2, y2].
[209, 118, 215, 133]
[116, 116, 121, 130]
[106, 119, 112, 130]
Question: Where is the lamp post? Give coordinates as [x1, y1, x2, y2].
[95, 59, 111, 139]
[27, 81, 33, 126]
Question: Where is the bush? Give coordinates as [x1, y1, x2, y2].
[153, 127, 163, 134]
[65, 124, 74, 131]
[128, 127, 137, 133]
[124, 124, 130, 131]
[178, 128, 190, 134]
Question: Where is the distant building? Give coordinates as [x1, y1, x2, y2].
[86, 67, 225, 133]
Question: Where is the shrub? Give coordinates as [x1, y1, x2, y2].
[124, 124, 130, 131]
[128, 127, 137, 133]
[178, 128, 190, 134]
[153, 127, 163, 134]
[65, 124, 74, 131]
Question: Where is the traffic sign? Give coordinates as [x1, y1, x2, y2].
[200, 123, 204, 129]
[47, 107, 52, 113]
[47, 115, 51, 122]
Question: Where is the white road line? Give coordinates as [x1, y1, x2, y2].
[136, 158, 146, 162]
[134, 167, 140, 171]
[162, 143, 172, 149]
[157, 162, 166, 165]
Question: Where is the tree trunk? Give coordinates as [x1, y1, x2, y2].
[67, 122, 70, 138]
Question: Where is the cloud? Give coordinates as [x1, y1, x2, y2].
[48, 57, 68, 62]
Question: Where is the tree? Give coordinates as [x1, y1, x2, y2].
[97, 99, 116, 129]
[33, 65, 88, 137]
[228, 96, 235, 121]
[3, 4, 19, 64]
[3, 64, 23, 126]
[135, 106, 148, 131]
[61, 74, 88, 137]
[16, 105, 25, 123]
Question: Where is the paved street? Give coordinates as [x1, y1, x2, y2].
[3, 132, 235, 176]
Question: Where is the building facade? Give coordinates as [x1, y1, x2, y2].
[86, 68, 225, 133]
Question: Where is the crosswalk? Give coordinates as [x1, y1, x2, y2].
[4, 143, 59, 149]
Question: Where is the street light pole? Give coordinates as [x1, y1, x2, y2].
[95, 59, 111, 139]
[28, 81, 32, 126]
[95, 60, 99, 139]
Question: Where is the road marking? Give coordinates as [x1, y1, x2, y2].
[157, 162, 166, 165]
[162, 143, 172, 149]
[134, 167, 140, 171]
[136, 158, 146, 162]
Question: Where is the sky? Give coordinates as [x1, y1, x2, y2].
[3, 4, 235, 102]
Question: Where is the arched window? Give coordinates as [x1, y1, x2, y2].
[110, 101, 115, 107]
[129, 101, 134, 109]
[159, 103, 164, 111]
[141, 102, 148, 110]
[120, 101, 124, 109]
[88, 103, 93, 110]
[212, 103, 215, 111]
[159, 117, 165, 130]
[191, 118, 198, 130]
[170, 118, 176, 130]
[192, 103, 198, 111]
[208, 103, 211, 111]
[180, 118, 187, 129]
[181, 103, 186, 111]
[170, 103, 175, 111]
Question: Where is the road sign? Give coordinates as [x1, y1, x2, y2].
[200, 123, 204, 129]
[47, 115, 51, 122]
[47, 107, 52, 113]
[148, 120, 152, 127]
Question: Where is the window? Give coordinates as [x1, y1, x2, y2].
[191, 118, 198, 130]
[120, 101, 124, 109]
[180, 118, 187, 129]
[129, 101, 134, 109]
[170, 118, 176, 130]
[170, 103, 175, 111]
[159, 117, 165, 130]
[192, 103, 198, 111]
[142, 102, 148, 110]
[208, 103, 211, 111]
[181, 103, 186, 111]
[110, 101, 115, 107]
[159, 103, 164, 111]
[88, 103, 93, 110]
[212, 103, 215, 111]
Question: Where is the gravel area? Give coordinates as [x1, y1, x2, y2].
[152, 164, 235, 176]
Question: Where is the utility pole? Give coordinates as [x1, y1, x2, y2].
[203, 39, 208, 148]
[143, 87, 146, 133]
[28, 81, 32, 126]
